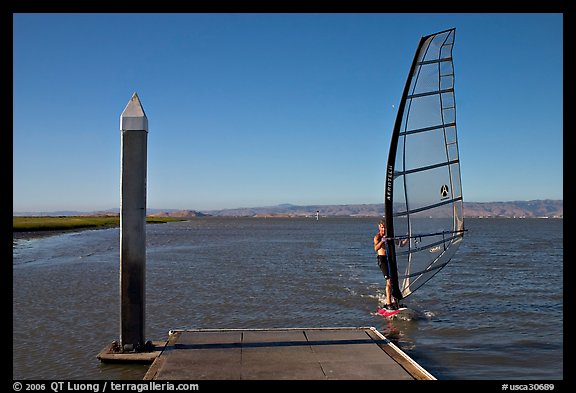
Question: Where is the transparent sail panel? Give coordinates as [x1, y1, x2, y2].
[406, 95, 442, 130]
[403, 128, 451, 171]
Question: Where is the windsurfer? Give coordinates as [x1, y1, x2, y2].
[374, 219, 394, 309]
[374, 219, 407, 309]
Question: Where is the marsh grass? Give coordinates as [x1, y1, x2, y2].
[13, 216, 186, 232]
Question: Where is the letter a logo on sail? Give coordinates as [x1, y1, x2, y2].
[440, 184, 449, 199]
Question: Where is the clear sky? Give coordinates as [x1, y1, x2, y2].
[13, 12, 563, 213]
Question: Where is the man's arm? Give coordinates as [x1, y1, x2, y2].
[374, 235, 385, 252]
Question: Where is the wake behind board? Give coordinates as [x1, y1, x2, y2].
[377, 307, 407, 317]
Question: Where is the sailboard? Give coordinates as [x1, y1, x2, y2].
[377, 28, 466, 316]
[376, 307, 407, 318]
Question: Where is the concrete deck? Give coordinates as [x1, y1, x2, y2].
[142, 327, 435, 380]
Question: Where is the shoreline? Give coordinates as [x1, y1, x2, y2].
[13, 225, 119, 241]
[13, 216, 188, 241]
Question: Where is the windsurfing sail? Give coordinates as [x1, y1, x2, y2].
[384, 28, 465, 302]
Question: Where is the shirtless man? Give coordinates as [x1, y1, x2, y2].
[374, 219, 394, 309]
[375, 219, 409, 310]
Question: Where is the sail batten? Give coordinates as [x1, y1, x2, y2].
[400, 122, 456, 136]
[407, 88, 454, 99]
[392, 196, 464, 217]
[418, 58, 452, 66]
[383, 28, 465, 302]
[395, 159, 460, 176]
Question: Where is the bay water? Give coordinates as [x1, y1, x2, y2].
[12, 217, 563, 380]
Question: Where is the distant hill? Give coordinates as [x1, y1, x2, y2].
[147, 210, 209, 218]
[463, 200, 563, 218]
[204, 203, 380, 217]
[203, 200, 563, 218]
[13, 200, 562, 218]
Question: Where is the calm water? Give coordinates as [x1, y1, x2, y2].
[13, 217, 563, 380]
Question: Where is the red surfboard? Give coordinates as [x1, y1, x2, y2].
[377, 307, 407, 317]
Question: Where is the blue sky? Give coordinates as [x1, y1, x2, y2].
[13, 13, 563, 213]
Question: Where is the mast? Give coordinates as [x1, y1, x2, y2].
[384, 31, 446, 302]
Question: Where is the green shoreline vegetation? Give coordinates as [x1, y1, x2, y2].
[13, 215, 187, 232]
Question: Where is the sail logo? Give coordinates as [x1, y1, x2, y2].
[440, 184, 450, 199]
[385, 165, 394, 201]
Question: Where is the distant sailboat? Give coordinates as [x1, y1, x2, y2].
[381, 28, 466, 308]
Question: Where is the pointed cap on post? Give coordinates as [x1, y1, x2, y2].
[120, 92, 148, 131]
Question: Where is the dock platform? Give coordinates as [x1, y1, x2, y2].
[141, 327, 435, 380]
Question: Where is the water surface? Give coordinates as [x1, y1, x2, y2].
[13, 217, 563, 380]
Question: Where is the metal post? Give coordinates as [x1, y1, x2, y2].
[119, 92, 148, 352]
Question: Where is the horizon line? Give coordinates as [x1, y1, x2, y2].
[13, 198, 563, 214]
